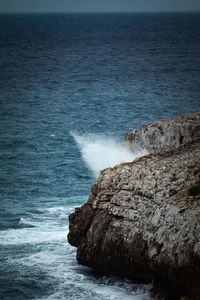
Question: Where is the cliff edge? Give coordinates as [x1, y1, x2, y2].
[68, 112, 200, 299]
[125, 112, 200, 153]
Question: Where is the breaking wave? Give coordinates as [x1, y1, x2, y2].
[0, 199, 151, 300]
[71, 132, 147, 177]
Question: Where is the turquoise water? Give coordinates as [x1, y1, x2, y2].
[0, 13, 200, 299]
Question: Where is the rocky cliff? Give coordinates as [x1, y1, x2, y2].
[125, 112, 200, 153]
[68, 112, 200, 299]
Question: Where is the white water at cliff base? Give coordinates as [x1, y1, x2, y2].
[71, 133, 147, 177]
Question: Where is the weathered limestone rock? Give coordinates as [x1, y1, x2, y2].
[68, 113, 200, 299]
[125, 112, 200, 153]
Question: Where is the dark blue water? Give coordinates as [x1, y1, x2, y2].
[0, 13, 200, 300]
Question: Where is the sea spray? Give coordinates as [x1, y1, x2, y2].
[71, 132, 147, 177]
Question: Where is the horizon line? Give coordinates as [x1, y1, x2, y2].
[0, 10, 200, 14]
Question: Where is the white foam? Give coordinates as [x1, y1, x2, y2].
[2, 203, 151, 300]
[0, 226, 66, 245]
[0, 205, 74, 245]
[37, 281, 151, 300]
[71, 132, 147, 177]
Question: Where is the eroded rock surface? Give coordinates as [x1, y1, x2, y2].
[68, 113, 200, 299]
[125, 112, 200, 153]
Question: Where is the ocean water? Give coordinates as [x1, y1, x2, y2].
[0, 13, 200, 300]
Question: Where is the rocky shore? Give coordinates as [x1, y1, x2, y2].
[68, 112, 200, 299]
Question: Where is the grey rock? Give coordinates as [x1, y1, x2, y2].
[68, 113, 200, 299]
[125, 112, 200, 153]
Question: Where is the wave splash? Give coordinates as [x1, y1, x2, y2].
[71, 132, 147, 177]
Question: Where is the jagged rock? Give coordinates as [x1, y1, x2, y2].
[68, 113, 200, 299]
[125, 112, 200, 153]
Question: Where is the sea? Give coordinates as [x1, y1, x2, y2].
[0, 12, 200, 300]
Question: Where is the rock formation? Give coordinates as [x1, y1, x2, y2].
[68, 112, 200, 299]
[125, 112, 200, 153]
